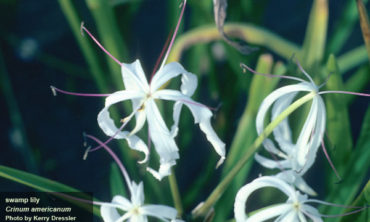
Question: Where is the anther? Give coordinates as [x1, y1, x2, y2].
[50, 86, 57, 96]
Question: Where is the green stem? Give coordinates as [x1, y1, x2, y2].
[168, 169, 183, 217]
[168, 23, 300, 63]
[192, 92, 316, 218]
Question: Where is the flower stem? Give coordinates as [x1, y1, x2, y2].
[192, 91, 316, 219]
[169, 169, 183, 217]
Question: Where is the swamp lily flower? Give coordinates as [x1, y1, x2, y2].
[242, 62, 370, 195]
[51, 0, 225, 180]
[234, 176, 323, 222]
[98, 59, 225, 180]
[84, 134, 182, 222]
[234, 176, 364, 222]
[101, 181, 180, 222]
[255, 75, 326, 195]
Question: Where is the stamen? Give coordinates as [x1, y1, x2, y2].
[319, 207, 368, 218]
[304, 199, 365, 208]
[84, 133, 133, 193]
[240, 63, 305, 82]
[89, 121, 127, 153]
[318, 72, 333, 89]
[88, 103, 143, 153]
[50, 86, 110, 97]
[321, 140, 342, 182]
[83, 146, 91, 160]
[318, 90, 370, 97]
[296, 60, 316, 85]
[80, 23, 122, 66]
[150, 28, 173, 83]
[159, 0, 187, 69]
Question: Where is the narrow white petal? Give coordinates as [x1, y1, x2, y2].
[147, 161, 176, 181]
[271, 92, 297, 153]
[298, 212, 307, 222]
[170, 101, 182, 137]
[276, 171, 317, 196]
[245, 204, 292, 222]
[155, 89, 225, 161]
[150, 62, 196, 94]
[145, 99, 179, 180]
[302, 97, 326, 173]
[255, 153, 291, 169]
[100, 204, 121, 222]
[277, 210, 298, 222]
[141, 205, 177, 220]
[256, 82, 314, 136]
[98, 90, 145, 139]
[234, 176, 297, 222]
[129, 110, 146, 136]
[121, 59, 149, 93]
[296, 97, 319, 164]
[112, 195, 132, 211]
[130, 181, 145, 206]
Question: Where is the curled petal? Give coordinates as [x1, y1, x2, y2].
[121, 59, 149, 93]
[150, 62, 196, 94]
[154, 89, 226, 162]
[256, 82, 314, 136]
[97, 91, 149, 163]
[145, 99, 179, 180]
[147, 161, 176, 181]
[234, 176, 297, 222]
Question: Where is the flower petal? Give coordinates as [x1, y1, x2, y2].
[121, 59, 149, 93]
[130, 182, 145, 206]
[145, 99, 179, 180]
[154, 89, 225, 163]
[141, 205, 177, 221]
[100, 204, 121, 222]
[276, 171, 317, 196]
[254, 153, 291, 169]
[112, 195, 132, 210]
[234, 176, 297, 222]
[150, 62, 197, 95]
[147, 161, 176, 181]
[97, 90, 149, 163]
[256, 82, 314, 136]
[97, 90, 145, 139]
[245, 204, 291, 222]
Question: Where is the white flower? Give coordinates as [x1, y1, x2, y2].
[234, 176, 323, 222]
[255, 77, 326, 194]
[98, 60, 225, 180]
[101, 181, 181, 222]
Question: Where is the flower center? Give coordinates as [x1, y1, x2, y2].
[130, 206, 141, 216]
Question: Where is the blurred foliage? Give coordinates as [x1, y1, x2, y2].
[0, 0, 369, 221]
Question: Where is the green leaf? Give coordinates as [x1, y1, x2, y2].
[324, 54, 353, 186]
[320, 107, 370, 221]
[0, 165, 101, 217]
[327, 0, 368, 54]
[301, 0, 328, 68]
[339, 180, 370, 222]
[109, 163, 127, 197]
